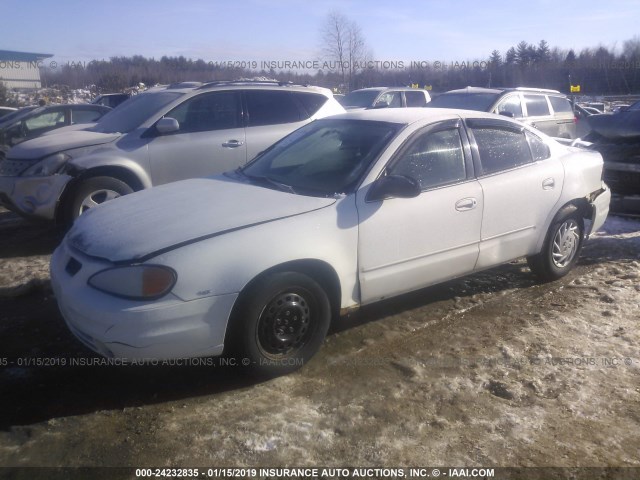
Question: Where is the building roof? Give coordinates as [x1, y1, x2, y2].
[0, 50, 53, 61]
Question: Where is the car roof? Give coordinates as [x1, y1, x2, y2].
[149, 80, 334, 96]
[349, 87, 427, 93]
[443, 86, 563, 95]
[327, 106, 506, 125]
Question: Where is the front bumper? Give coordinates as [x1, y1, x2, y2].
[50, 242, 239, 361]
[0, 174, 71, 221]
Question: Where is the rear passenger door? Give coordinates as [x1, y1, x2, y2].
[522, 94, 557, 136]
[466, 118, 564, 269]
[548, 95, 577, 139]
[244, 90, 326, 160]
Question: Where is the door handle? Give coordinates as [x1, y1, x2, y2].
[455, 197, 477, 211]
[542, 177, 555, 190]
[222, 140, 244, 148]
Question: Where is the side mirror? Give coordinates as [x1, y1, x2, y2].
[156, 117, 180, 134]
[367, 175, 421, 201]
[499, 111, 515, 118]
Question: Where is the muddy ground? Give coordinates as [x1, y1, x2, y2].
[0, 206, 638, 476]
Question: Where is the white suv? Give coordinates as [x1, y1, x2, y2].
[0, 81, 345, 222]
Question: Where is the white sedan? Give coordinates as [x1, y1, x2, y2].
[50, 108, 610, 376]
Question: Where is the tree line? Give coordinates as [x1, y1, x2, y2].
[2, 11, 639, 100]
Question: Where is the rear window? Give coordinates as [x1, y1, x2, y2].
[524, 95, 550, 117]
[246, 90, 304, 126]
[405, 91, 428, 107]
[294, 92, 328, 118]
[548, 96, 573, 114]
[473, 127, 533, 175]
[428, 92, 500, 111]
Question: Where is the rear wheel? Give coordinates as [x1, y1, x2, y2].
[527, 209, 584, 282]
[229, 271, 331, 377]
[67, 176, 133, 222]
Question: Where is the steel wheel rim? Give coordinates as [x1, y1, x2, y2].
[552, 219, 580, 268]
[78, 189, 121, 216]
[257, 290, 313, 357]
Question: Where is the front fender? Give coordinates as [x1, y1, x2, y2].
[68, 154, 152, 190]
[149, 197, 360, 311]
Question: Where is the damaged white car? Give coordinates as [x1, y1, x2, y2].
[50, 109, 610, 376]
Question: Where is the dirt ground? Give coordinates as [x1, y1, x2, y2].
[0, 206, 638, 475]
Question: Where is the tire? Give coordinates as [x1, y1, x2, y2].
[229, 271, 331, 377]
[527, 208, 584, 282]
[67, 176, 134, 222]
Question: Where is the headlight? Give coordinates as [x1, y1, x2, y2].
[88, 265, 177, 300]
[22, 153, 71, 176]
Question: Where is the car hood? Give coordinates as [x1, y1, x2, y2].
[67, 176, 336, 263]
[8, 129, 121, 160]
[587, 111, 640, 140]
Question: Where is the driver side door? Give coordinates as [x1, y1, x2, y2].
[356, 120, 483, 304]
[147, 91, 246, 185]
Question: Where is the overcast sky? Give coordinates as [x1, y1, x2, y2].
[3, 0, 640, 67]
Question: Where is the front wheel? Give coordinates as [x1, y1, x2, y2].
[527, 210, 584, 282]
[229, 271, 331, 377]
[67, 176, 133, 222]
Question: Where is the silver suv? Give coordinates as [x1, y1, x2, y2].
[428, 87, 577, 139]
[0, 81, 345, 223]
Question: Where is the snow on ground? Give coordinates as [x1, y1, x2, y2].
[0, 210, 638, 468]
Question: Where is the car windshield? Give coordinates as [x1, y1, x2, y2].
[428, 92, 500, 111]
[91, 91, 183, 134]
[341, 90, 381, 108]
[241, 119, 402, 196]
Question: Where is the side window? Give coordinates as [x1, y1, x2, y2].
[375, 91, 402, 108]
[246, 91, 304, 126]
[405, 91, 427, 107]
[391, 128, 467, 190]
[24, 111, 65, 130]
[496, 95, 523, 118]
[293, 92, 328, 118]
[473, 127, 533, 175]
[526, 131, 551, 161]
[548, 96, 573, 114]
[72, 108, 104, 124]
[524, 95, 550, 117]
[166, 91, 241, 133]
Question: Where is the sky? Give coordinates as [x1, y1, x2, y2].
[2, 0, 640, 70]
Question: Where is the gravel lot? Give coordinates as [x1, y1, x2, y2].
[0, 206, 638, 477]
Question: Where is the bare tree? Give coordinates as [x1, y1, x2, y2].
[321, 11, 369, 91]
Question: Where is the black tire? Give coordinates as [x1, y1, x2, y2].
[67, 176, 133, 222]
[527, 208, 584, 282]
[228, 271, 331, 377]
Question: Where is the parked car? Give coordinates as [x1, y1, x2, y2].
[0, 106, 38, 126]
[0, 81, 345, 223]
[0, 104, 111, 160]
[0, 106, 17, 118]
[91, 93, 131, 109]
[50, 108, 610, 377]
[341, 87, 431, 109]
[581, 99, 640, 213]
[428, 87, 577, 139]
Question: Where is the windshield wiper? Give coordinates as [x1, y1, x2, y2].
[236, 169, 297, 194]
